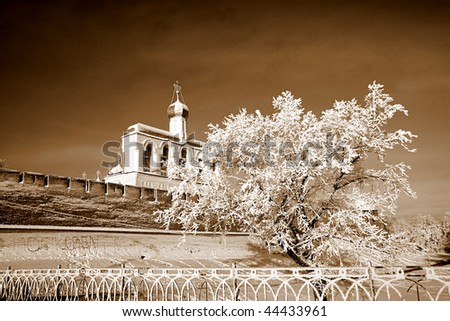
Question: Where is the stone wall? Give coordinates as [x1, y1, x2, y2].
[156, 190, 171, 203]
[68, 178, 87, 194]
[34, 174, 47, 187]
[47, 175, 69, 190]
[0, 168, 168, 202]
[141, 187, 155, 201]
[88, 181, 106, 196]
[106, 183, 123, 197]
[20, 172, 35, 184]
[124, 185, 141, 199]
[0, 169, 21, 182]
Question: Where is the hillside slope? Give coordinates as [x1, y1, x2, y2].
[0, 181, 169, 229]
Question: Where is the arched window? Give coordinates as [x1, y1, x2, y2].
[143, 143, 153, 172]
[179, 147, 187, 167]
[195, 151, 203, 173]
[161, 145, 169, 173]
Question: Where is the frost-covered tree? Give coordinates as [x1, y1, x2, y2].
[159, 82, 418, 267]
[394, 214, 450, 254]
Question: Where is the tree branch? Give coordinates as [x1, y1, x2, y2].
[309, 156, 363, 228]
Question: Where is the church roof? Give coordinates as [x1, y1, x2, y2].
[126, 122, 204, 146]
[127, 123, 174, 139]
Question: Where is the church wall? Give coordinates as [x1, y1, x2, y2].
[141, 187, 155, 201]
[88, 181, 106, 196]
[47, 175, 69, 190]
[0, 169, 21, 183]
[106, 183, 123, 197]
[1, 168, 174, 205]
[33, 174, 47, 187]
[124, 185, 141, 199]
[20, 172, 36, 184]
[156, 190, 171, 203]
[18, 172, 50, 186]
[68, 178, 87, 194]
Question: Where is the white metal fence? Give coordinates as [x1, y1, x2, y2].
[0, 267, 449, 301]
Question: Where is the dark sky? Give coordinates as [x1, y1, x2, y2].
[1, 0, 449, 218]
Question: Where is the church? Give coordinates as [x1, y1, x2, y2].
[104, 83, 204, 190]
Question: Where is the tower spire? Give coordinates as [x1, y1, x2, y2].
[173, 81, 181, 102]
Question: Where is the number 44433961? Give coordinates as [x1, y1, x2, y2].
[263, 305, 327, 317]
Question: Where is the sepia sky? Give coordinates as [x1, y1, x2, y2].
[1, 1, 449, 218]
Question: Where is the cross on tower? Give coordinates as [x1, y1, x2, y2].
[174, 81, 181, 100]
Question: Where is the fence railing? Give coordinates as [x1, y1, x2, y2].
[0, 267, 449, 301]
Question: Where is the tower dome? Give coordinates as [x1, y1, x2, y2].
[167, 99, 189, 119]
[167, 81, 189, 119]
[167, 81, 189, 140]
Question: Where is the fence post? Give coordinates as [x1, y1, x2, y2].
[1, 266, 12, 300]
[56, 264, 61, 301]
[368, 263, 375, 301]
[231, 262, 240, 301]
[79, 268, 86, 301]
[121, 264, 126, 301]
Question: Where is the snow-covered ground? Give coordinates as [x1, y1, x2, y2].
[0, 229, 296, 270]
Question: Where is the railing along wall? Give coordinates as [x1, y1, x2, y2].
[0, 267, 449, 301]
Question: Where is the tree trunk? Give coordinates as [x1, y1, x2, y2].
[282, 244, 329, 301]
[285, 247, 310, 267]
